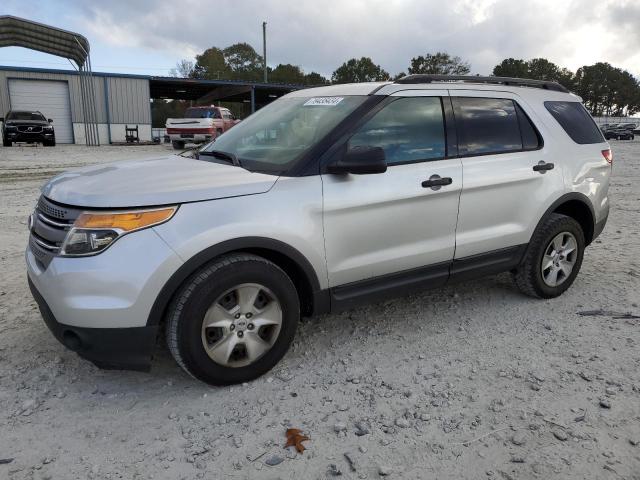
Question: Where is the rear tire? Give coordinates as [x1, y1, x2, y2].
[166, 253, 300, 386]
[216, 128, 223, 137]
[172, 140, 185, 150]
[513, 213, 585, 299]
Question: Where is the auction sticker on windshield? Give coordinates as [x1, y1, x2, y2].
[303, 97, 344, 106]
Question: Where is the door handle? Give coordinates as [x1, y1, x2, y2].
[422, 174, 453, 190]
[533, 161, 554, 173]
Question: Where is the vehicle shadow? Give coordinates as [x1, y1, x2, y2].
[16, 270, 550, 400]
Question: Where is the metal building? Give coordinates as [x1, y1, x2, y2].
[0, 66, 152, 144]
[0, 16, 302, 145]
[0, 66, 304, 145]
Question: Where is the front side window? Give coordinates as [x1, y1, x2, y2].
[544, 101, 604, 144]
[348, 97, 446, 165]
[199, 96, 367, 174]
[453, 98, 526, 156]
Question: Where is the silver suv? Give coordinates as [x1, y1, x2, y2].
[27, 75, 611, 385]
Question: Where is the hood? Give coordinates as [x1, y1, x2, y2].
[42, 155, 278, 208]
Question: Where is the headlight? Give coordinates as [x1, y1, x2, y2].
[60, 206, 177, 256]
[5, 125, 17, 131]
[44, 125, 54, 131]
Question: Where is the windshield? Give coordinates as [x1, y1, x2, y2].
[185, 107, 221, 119]
[199, 96, 367, 174]
[8, 111, 46, 121]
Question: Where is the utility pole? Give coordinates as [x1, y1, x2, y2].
[262, 21, 267, 83]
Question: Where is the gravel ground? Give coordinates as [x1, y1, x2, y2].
[0, 141, 639, 480]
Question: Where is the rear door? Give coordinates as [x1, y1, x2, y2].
[450, 91, 564, 259]
[322, 91, 462, 288]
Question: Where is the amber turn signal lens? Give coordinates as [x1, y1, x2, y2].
[74, 207, 176, 232]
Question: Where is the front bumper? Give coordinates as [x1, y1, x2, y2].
[29, 278, 158, 371]
[26, 227, 184, 371]
[5, 131, 54, 143]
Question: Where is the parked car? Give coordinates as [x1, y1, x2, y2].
[166, 106, 239, 150]
[1, 110, 55, 146]
[604, 127, 634, 140]
[27, 75, 611, 385]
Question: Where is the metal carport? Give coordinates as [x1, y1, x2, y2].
[149, 77, 303, 113]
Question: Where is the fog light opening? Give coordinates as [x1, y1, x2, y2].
[62, 330, 82, 351]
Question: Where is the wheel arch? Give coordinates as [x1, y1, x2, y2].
[147, 237, 328, 327]
[534, 193, 596, 246]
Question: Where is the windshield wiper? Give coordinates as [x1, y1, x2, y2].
[199, 149, 241, 167]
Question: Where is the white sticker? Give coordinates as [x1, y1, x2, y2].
[303, 97, 344, 106]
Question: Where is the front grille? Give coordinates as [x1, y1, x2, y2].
[29, 196, 82, 269]
[17, 125, 43, 133]
[37, 197, 69, 219]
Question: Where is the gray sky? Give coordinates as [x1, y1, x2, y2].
[1, 0, 639, 78]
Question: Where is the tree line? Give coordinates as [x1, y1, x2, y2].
[493, 58, 640, 116]
[171, 43, 472, 85]
[166, 42, 640, 118]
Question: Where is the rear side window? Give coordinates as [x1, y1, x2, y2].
[515, 104, 541, 150]
[452, 98, 541, 156]
[544, 101, 604, 144]
[349, 96, 446, 165]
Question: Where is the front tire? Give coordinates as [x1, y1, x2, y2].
[2, 137, 11, 147]
[166, 253, 300, 385]
[513, 213, 585, 299]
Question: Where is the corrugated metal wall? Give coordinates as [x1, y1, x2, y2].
[0, 68, 150, 125]
[105, 76, 150, 124]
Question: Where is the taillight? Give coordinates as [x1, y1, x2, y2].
[602, 149, 613, 164]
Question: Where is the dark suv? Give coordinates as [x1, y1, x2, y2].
[1, 110, 56, 147]
[603, 127, 634, 141]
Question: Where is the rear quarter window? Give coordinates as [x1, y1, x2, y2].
[544, 101, 604, 144]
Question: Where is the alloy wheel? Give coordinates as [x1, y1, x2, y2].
[541, 232, 578, 287]
[201, 283, 282, 367]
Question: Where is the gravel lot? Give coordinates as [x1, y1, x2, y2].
[0, 141, 639, 480]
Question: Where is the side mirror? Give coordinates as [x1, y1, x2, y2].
[48, 119, 53, 123]
[327, 146, 387, 175]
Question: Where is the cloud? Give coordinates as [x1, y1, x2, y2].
[38, 0, 640, 77]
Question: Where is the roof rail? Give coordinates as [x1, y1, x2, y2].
[395, 74, 569, 93]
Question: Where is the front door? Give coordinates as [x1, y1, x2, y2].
[322, 93, 462, 288]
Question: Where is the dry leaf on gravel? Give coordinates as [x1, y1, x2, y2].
[284, 428, 310, 453]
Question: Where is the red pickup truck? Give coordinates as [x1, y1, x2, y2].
[166, 106, 240, 149]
